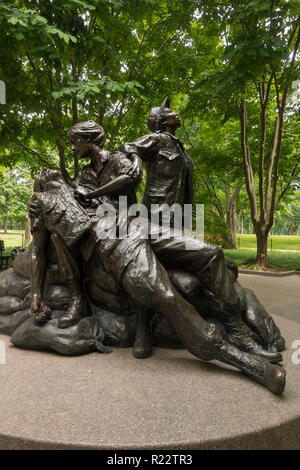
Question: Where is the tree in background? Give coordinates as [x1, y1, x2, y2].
[176, 112, 245, 248]
[0, 1, 299, 258]
[190, 0, 300, 266]
[0, 0, 196, 180]
[272, 187, 300, 235]
[0, 169, 32, 235]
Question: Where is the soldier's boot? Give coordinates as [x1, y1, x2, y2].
[214, 340, 286, 395]
[58, 279, 88, 329]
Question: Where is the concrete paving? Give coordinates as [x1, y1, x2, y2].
[239, 274, 300, 324]
[0, 274, 299, 450]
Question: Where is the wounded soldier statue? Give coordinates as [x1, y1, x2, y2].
[0, 101, 286, 396]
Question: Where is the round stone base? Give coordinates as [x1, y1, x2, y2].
[0, 315, 299, 450]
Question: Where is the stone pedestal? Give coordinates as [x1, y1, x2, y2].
[0, 315, 299, 450]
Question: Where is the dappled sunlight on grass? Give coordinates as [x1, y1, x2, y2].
[225, 248, 300, 271]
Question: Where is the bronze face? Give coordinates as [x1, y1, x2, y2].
[163, 108, 181, 129]
[70, 137, 91, 159]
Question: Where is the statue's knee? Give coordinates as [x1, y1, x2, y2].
[151, 287, 176, 308]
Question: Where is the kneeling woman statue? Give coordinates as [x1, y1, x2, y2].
[28, 120, 286, 395]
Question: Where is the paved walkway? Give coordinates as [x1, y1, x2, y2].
[0, 314, 300, 450]
[0, 274, 299, 449]
[239, 273, 300, 324]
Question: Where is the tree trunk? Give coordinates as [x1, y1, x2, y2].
[3, 216, 7, 234]
[225, 205, 237, 249]
[24, 216, 31, 247]
[256, 229, 270, 268]
[225, 185, 240, 249]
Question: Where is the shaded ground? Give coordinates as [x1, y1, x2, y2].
[239, 273, 300, 325]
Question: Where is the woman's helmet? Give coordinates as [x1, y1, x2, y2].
[147, 97, 170, 132]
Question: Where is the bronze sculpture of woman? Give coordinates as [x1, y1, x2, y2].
[28, 120, 286, 395]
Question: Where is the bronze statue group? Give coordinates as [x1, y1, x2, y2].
[28, 98, 287, 395]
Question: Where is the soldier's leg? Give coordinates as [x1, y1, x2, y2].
[168, 268, 283, 360]
[120, 241, 285, 395]
[150, 230, 285, 356]
[50, 233, 88, 328]
[149, 229, 239, 306]
[241, 285, 285, 351]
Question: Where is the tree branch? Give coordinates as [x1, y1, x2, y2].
[238, 96, 258, 224]
[275, 161, 299, 209]
[16, 141, 55, 169]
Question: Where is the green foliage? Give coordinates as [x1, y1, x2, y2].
[0, 0, 298, 244]
[0, 0, 197, 179]
[0, 169, 32, 222]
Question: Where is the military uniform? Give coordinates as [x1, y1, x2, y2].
[121, 131, 194, 209]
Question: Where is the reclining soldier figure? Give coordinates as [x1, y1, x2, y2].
[28, 121, 286, 395]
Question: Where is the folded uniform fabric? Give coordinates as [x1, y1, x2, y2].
[30, 181, 92, 246]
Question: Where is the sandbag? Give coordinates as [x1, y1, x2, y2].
[0, 269, 31, 299]
[84, 257, 118, 294]
[0, 293, 31, 315]
[12, 251, 30, 279]
[11, 310, 111, 356]
[8, 274, 31, 299]
[152, 313, 183, 348]
[0, 308, 30, 335]
[92, 305, 135, 347]
[0, 268, 14, 296]
[168, 269, 200, 297]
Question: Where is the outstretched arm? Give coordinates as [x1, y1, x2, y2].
[121, 133, 159, 161]
[84, 154, 143, 199]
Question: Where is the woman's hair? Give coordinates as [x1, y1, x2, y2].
[68, 120, 106, 147]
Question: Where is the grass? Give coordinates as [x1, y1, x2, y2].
[236, 234, 300, 251]
[1, 230, 299, 271]
[0, 231, 30, 255]
[225, 248, 300, 271]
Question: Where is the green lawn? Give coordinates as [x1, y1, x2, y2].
[225, 248, 300, 271]
[0, 231, 29, 255]
[236, 234, 300, 251]
[1, 230, 299, 271]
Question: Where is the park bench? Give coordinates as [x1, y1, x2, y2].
[0, 240, 12, 270]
